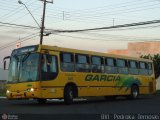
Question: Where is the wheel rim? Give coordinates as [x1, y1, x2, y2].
[133, 88, 138, 98]
[69, 90, 73, 99]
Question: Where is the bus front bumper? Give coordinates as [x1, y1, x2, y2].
[6, 89, 40, 99]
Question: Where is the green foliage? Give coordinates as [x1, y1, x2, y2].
[140, 54, 160, 79]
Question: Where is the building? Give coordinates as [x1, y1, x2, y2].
[107, 41, 160, 57]
[107, 41, 160, 90]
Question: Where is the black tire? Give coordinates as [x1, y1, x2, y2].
[64, 86, 74, 105]
[130, 85, 139, 99]
[37, 99, 47, 104]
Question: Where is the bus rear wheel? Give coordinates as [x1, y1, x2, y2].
[130, 85, 139, 99]
[64, 86, 74, 105]
[37, 99, 47, 104]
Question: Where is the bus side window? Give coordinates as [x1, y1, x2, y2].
[128, 60, 139, 75]
[105, 58, 117, 74]
[139, 62, 148, 75]
[41, 54, 58, 80]
[91, 56, 104, 73]
[75, 54, 91, 72]
[148, 63, 153, 75]
[60, 52, 75, 72]
[117, 59, 128, 74]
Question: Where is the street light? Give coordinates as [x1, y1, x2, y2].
[18, 0, 53, 45]
[18, 0, 23, 4]
[18, 0, 40, 28]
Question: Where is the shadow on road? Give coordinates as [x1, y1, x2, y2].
[9, 95, 154, 106]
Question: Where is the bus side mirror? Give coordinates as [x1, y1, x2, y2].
[4, 61, 6, 70]
[3, 56, 11, 70]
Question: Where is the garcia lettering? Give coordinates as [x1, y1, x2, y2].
[85, 74, 120, 81]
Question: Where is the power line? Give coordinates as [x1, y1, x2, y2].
[67, 0, 152, 13]
[8, 6, 41, 23]
[54, 33, 160, 42]
[1, 0, 158, 25]
[155, 0, 160, 2]
[52, 19, 160, 33]
[74, 31, 160, 41]
[0, 35, 39, 50]
[87, 23, 160, 32]
[15, 4, 159, 23]
[0, 32, 39, 50]
[0, 0, 35, 21]
[65, 4, 160, 21]
[1, 20, 160, 50]
[1, 18, 160, 33]
[0, 21, 39, 29]
[65, 1, 159, 17]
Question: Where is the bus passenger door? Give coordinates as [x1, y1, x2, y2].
[40, 51, 60, 98]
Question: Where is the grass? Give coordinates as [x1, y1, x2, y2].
[0, 89, 6, 97]
[0, 92, 6, 97]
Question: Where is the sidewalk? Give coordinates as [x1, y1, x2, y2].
[0, 96, 6, 99]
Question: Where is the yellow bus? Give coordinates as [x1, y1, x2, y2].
[4, 44, 156, 104]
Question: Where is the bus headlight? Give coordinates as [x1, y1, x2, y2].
[27, 88, 35, 92]
[6, 90, 10, 94]
[30, 88, 34, 92]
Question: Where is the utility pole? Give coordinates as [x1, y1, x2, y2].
[18, 0, 53, 45]
[40, 0, 47, 45]
[39, 0, 53, 45]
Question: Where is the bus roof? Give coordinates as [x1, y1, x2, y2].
[39, 44, 152, 62]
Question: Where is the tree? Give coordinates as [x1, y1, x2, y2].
[140, 54, 160, 79]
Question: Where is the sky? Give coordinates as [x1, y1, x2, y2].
[0, 0, 160, 68]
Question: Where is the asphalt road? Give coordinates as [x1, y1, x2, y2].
[0, 95, 160, 120]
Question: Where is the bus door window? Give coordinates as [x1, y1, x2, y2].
[41, 54, 58, 80]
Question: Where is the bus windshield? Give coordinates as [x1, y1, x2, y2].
[8, 53, 39, 83]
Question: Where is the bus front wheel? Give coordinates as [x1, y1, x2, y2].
[37, 99, 47, 104]
[64, 86, 74, 105]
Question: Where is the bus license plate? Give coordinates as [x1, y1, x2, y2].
[16, 95, 22, 98]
